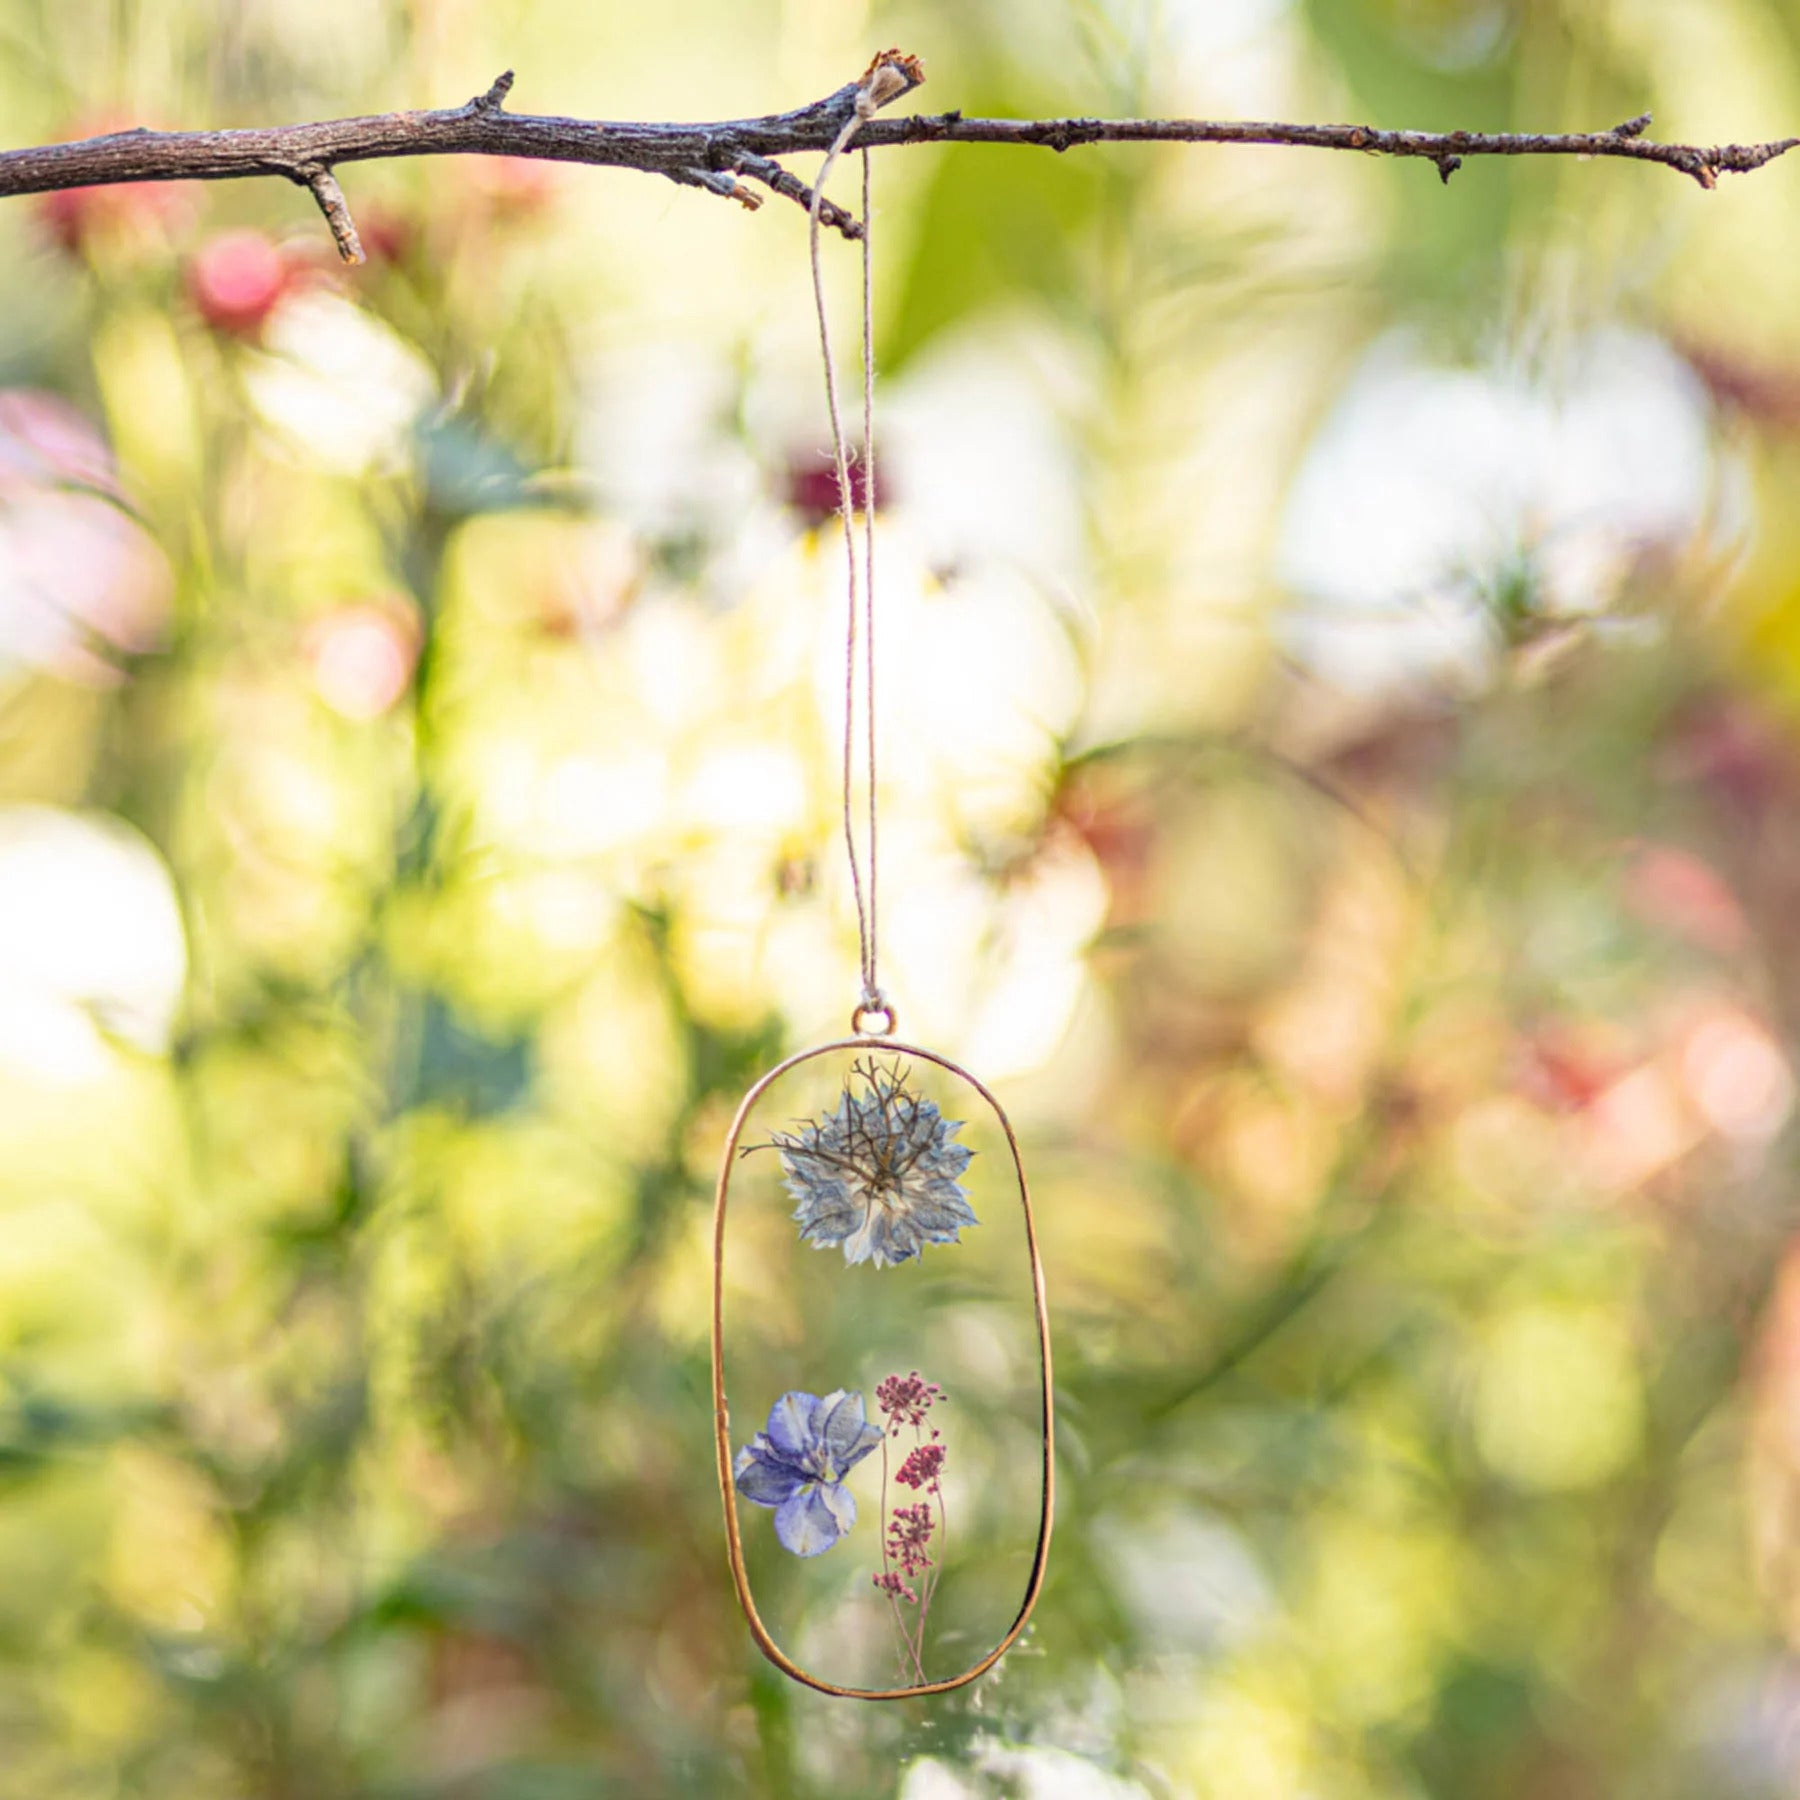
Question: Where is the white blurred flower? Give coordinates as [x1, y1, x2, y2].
[578, 341, 761, 543]
[1097, 1502, 1275, 1652]
[881, 324, 1090, 596]
[807, 542, 1083, 840]
[901, 1745, 1155, 1800]
[1278, 329, 1718, 694]
[244, 290, 435, 476]
[1159, 0, 1299, 113]
[0, 806, 187, 1083]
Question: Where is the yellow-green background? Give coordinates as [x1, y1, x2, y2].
[4, 0, 1800, 1794]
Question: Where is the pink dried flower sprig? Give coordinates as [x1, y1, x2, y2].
[872, 1569, 918, 1604]
[894, 1442, 945, 1490]
[885, 1502, 936, 1578]
[870, 1367, 951, 1684]
[875, 1370, 944, 1432]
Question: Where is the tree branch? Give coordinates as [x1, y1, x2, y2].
[0, 47, 1793, 266]
[884, 109, 1799, 191]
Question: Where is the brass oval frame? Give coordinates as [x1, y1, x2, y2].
[711, 1036, 1055, 1700]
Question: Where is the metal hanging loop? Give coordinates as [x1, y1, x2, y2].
[850, 994, 897, 1037]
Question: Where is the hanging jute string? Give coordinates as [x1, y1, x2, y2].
[809, 59, 910, 1031]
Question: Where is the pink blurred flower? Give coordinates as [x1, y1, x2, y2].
[305, 600, 421, 719]
[0, 390, 170, 684]
[1667, 696, 1795, 821]
[1680, 1007, 1793, 1146]
[353, 204, 414, 266]
[186, 230, 292, 337]
[1624, 843, 1749, 955]
[1515, 1022, 1629, 1115]
[785, 449, 885, 527]
[0, 390, 120, 500]
[461, 156, 562, 219]
[31, 117, 196, 257]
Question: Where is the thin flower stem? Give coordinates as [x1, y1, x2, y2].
[912, 1419, 944, 1663]
[875, 1433, 915, 1680]
[927, 1464, 948, 1624]
[876, 1417, 927, 1685]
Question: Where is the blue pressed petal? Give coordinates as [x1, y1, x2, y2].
[910, 1178, 972, 1212]
[807, 1390, 838, 1435]
[820, 1480, 856, 1535]
[734, 1447, 806, 1507]
[840, 1211, 880, 1266]
[867, 1226, 918, 1269]
[735, 1432, 807, 1478]
[782, 1152, 846, 1187]
[925, 1171, 978, 1204]
[792, 1187, 862, 1247]
[765, 1391, 819, 1460]
[814, 1389, 872, 1465]
[904, 1194, 979, 1235]
[785, 1143, 857, 1197]
[774, 1482, 849, 1556]
[895, 1103, 937, 1148]
[841, 1419, 884, 1471]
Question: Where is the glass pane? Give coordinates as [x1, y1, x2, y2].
[716, 1041, 1049, 1693]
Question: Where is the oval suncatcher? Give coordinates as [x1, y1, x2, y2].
[709, 54, 1053, 1700]
[712, 1034, 1053, 1697]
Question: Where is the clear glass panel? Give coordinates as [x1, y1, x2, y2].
[716, 1041, 1049, 1693]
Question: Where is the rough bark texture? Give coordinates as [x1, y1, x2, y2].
[1, 58, 1793, 263]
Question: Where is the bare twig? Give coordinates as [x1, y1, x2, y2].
[303, 167, 364, 263]
[871, 108, 1798, 192]
[732, 151, 863, 238]
[0, 49, 1793, 262]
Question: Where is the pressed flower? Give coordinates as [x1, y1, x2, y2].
[875, 1370, 943, 1430]
[870, 1367, 953, 1684]
[757, 1057, 978, 1268]
[885, 1501, 936, 1578]
[733, 1389, 883, 1556]
[894, 1442, 945, 1490]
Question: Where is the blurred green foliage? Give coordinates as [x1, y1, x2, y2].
[4, 1, 1800, 1796]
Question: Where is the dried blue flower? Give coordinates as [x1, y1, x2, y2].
[733, 1389, 884, 1556]
[759, 1057, 978, 1269]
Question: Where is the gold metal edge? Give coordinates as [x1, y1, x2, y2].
[711, 1034, 1055, 1701]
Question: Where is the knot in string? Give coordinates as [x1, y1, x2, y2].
[855, 57, 914, 119]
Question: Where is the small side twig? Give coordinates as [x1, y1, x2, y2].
[732, 151, 864, 238]
[672, 165, 764, 212]
[303, 167, 364, 264]
[471, 70, 515, 115]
